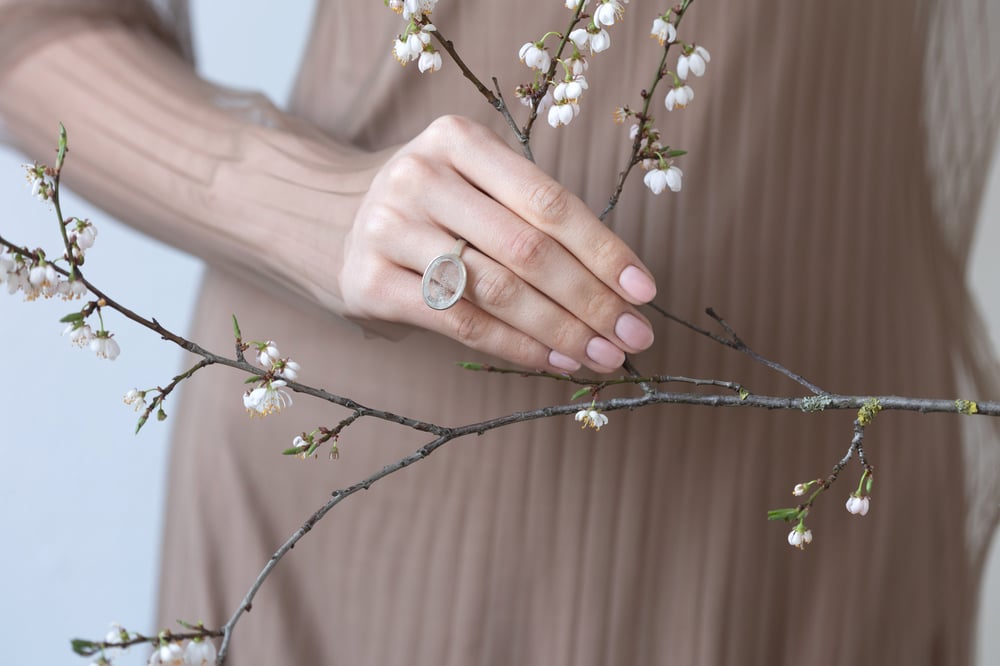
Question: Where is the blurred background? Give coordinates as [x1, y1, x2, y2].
[0, 1, 997, 664]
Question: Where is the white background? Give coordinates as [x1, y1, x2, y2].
[0, 2, 998, 664]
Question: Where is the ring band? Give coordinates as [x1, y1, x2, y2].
[422, 239, 468, 310]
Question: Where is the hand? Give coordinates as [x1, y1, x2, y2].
[339, 115, 657, 374]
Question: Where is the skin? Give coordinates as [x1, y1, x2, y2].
[340, 115, 657, 374]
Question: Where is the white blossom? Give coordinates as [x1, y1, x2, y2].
[643, 165, 683, 194]
[23, 164, 55, 202]
[792, 483, 807, 496]
[418, 49, 442, 73]
[787, 526, 813, 550]
[593, 0, 625, 27]
[147, 641, 184, 666]
[244, 380, 293, 416]
[183, 639, 217, 666]
[257, 341, 281, 367]
[664, 83, 694, 110]
[71, 221, 98, 250]
[574, 408, 609, 430]
[101, 624, 127, 660]
[518, 42, 551, 71]
[589, 28, 611, 53]
[123, 388, 146, 412]
[845, 494, 871, 516]
[398, 0, 437, 20]
[278, 359, 301, 382]
[564, 0, 588, 9]
[677, 45, 710, 80]
[568, 28, 590, 50]
[63, 323, 94, 348]
[553, 76, 588, 103]
[90, 333, 121, 360]
[547, 101, 580, 128]
[651, 16, 676, 45]
[60, 278, 88, 300]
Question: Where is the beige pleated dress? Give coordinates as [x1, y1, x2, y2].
[1, 1, 999, 664]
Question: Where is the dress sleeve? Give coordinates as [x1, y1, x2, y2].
[0, 1, 388, 316]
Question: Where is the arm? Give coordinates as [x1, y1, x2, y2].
[0, 12, 657, 373]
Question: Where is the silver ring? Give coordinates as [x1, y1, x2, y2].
[422, 239, 468, 310]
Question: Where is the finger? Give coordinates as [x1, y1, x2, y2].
[368, 213, 622, 373]
[421, 117, 658, 305]
[348, 253, 572, 371]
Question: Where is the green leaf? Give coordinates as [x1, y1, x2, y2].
[456, 361, 483, 370]
[71, 639, 98, 656]
[738, 387, 750, 401]
[666, 149, 688, 158]
[282, 447, 303, 456]
[570, 387, 593, 400]
[865, 476, 874, 494]
[59, 312, 85, 323]
[135, 415, 148, 434]
[231, 314, 242, 340]
[766, 508, 800, 522]
[56, 123, 68, 171]
[244, 375, 261, 384]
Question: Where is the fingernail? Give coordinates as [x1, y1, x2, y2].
[586, 337, 625, 369]
[619, 265, 656, 302]
[549, 350, 581, 372]
[615, 313, 654, 350]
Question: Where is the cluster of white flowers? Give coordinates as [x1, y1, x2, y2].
[393, 23, 442, 72]
[547, 75, 589, 128]
[0, 248, 88, 301]
[388, 0, 442, 73]
[845, 494, 871, 516]
[515, 1, 629, 128]
[243, 340, 300, 416]
[22, 162, 55, 202]
[567, 0, 627, 55]
[255, 340, 301, 381]
[663, 43, 709, 114]
[787, 525, 813, 550]
[144, 638, 217, 666]
[388, 0, 438, 21]
[574, 406, 609, 430]
[629, 123, 684, 195]
[60, 323, 121, 360]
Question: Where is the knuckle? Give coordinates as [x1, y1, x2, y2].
[507, 226, 553, 272]
[581, 288, 619, 320]
[379, 152, 436, 191]
[426, 115, 479, 149]
[526, 180, 572, 226]
[450, 310, 487, 345]
[473, 268, 522, 309]
[354, 202, 401, 244]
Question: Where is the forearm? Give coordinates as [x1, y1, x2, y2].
[0, 13, 387, 314]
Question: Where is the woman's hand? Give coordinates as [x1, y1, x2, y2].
[340, 115, 657, 374]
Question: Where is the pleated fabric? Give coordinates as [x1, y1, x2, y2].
[1, 1, 998, 664]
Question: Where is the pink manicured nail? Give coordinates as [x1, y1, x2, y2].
[615, 313, 654, 350]
[549, 350, 581, 372]
[586, 337, 625, 369]
[618, 265, 657, 302]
